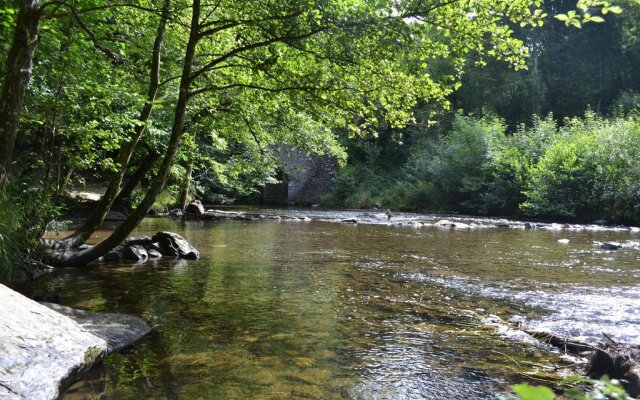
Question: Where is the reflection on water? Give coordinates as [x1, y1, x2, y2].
[27, 214, 640, 399]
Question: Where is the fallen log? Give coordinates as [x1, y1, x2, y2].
[524, 330, 640, 397]
[524, 330, 598, 354]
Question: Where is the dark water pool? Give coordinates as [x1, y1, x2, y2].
[26, 213, 640, 399]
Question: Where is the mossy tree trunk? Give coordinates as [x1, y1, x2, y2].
[0, 0, 42, 188]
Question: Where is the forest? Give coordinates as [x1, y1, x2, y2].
[1, 1, 640, 399]
[0, 0, 638, 274]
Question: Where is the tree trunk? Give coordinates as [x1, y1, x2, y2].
[0, 0, 43, 188]
[65, 0, 171, 243]
[177, 161, 193, 211]
[177, 131, 197, 211]
[114, 150, 160, 205]
[45, 0, 201, 266]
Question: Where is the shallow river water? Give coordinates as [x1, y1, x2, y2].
[26, 209, 640, 399]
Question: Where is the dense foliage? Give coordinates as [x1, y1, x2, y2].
[4, 0, 595, 272]
[325, 111, 640, 224]
[325, 1, 640, 224]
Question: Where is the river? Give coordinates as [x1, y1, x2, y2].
[24, 209, 640, 399]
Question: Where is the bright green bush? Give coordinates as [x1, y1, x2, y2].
[402, 114, 506, 213]
[523, 114, 640, 223]
[327, 111, 640, 224]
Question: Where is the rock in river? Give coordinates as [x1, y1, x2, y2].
[152, 231, 200, 259]
[124, 235, 153, 247]
[122, 244, 148, 261]
[0, 284, 150, 400]
[102, 245, 124, 262]
[40, 302, 151, 354]
[185, 199, 205, 215]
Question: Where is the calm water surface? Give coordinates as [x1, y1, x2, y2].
[28, 211, 640, 399]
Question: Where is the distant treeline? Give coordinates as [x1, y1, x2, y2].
[454, 0, 640, 126]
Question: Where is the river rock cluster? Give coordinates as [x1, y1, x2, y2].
[98, 231, 199, 263]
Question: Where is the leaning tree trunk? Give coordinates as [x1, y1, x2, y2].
[0, 0, 43, 188]
[45, 0, 201, 266]
[114, 150, 160, 203]
[65, 0, 171, 244]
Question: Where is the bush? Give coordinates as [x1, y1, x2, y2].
[523, 114, 640, 224]
[326, 111, 640, 224]
[322, 163, 393, 208]
[0, 183, 60, 284]
[402, 114, 506, 213]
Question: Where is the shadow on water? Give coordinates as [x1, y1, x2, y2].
[22, 214, 640, 399]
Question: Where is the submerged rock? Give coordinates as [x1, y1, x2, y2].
[152, 231, 200, 259]
[601, 242, 622, 250]
[41, 303, 151, 354]
[32, 292, 61, 303]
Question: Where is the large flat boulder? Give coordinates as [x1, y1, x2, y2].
[0, 285, 107, 400]
[0, 285, 151, 400]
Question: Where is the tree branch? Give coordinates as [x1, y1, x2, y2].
[42, 1, 158, 19]
[49, 1, 125, 63]
[239, 112, 265, 155]
[190, 26, 328, 81]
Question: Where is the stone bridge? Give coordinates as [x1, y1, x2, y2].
[262, 147, 337, 206]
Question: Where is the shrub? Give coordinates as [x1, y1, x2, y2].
[0, 183, 59, 284]
[522, 115, 640, 223]
[403, 114, 506, 213]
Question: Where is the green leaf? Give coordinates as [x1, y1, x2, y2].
[513, 384, 556, 400]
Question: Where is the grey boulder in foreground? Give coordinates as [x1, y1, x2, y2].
[0, 284, 150, 400]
